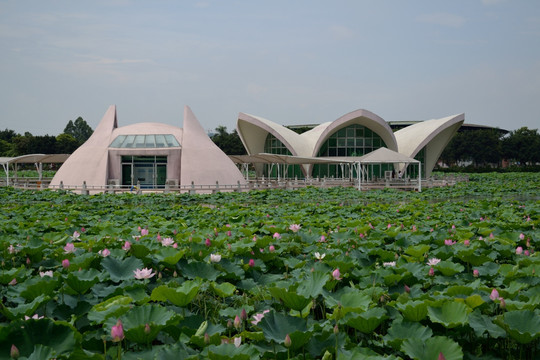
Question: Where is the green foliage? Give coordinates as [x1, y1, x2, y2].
[0, 173, 538, 358]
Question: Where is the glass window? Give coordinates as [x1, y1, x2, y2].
[110, 134, 180, 148]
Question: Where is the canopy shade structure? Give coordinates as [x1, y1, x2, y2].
[229, 153, 358, 165]
[1, 154, 71, 185]
[355, 148, 421, 192]
[357, 147, 419, 164]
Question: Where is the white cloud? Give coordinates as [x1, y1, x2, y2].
[417, 13, 466, 28]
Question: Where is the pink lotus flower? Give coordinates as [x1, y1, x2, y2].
[64, 243, 75, 254]
[8, 278, 16, 285]
[444, 239, 456, 246]
[490, 288, 500, 301]
[251, 309, 270, 325]
[39, 271, 53, 278]
[427, 258, 441, 266]
[111, 319, 124, 342]
[210, 254, 221, 263]
[332, 268, 342, 280]
[289, 224, 301, 233]
[473, 269, 479, 277]
[141, 228, 149, 236]
[464, 239, 470, 246]
[227, 230, 232, 237]
[269, 245, 275, 252]
[24, 313, 44, 320]
[72, 231, 80, 240]
[122, 241, 131, 251]
[99, 248, 111, 257]
[524, 250, 530, 256]
[161, 238, 175, 247]
[133, 268, 155, 279]
[273, 232, 281, 239]
[8, 244, 18, 254]
[62, 259, 70, 269]
[205, 238, 212, 247]
[520, 233, 525, 240]
[516, 246, 523, 255]
[383, 261, 396, 267]
[248, 259, 255, 267]
[233, 336, 241, 348]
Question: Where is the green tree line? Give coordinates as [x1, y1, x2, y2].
[440, 127, 540, 168]
[0, 117, 93, 156]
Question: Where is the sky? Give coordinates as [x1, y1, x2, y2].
[1, 0, 539, 136]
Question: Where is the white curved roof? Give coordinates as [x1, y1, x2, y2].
[236, 109, 464, 178]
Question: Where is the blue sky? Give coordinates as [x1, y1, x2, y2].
[1, 0, 539, 135]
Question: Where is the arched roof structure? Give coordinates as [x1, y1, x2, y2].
[236, 109, 464, 178]
[395, 113, 464, 177]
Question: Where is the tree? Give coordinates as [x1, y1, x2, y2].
[55, 133, 79, 154]
[502, 127, 540, 166]
[63, 117, 93, 145]
[211, 126, 247, 155]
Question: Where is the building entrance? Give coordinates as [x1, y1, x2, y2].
[121, 156, 167, 188]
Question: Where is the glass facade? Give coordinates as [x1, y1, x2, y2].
[263, 134, 304, 178]
[121, 156, 167, 188]
[313, 124, 392, 179]
[110, 134, 180, 148]
[407, 147, 426, 178]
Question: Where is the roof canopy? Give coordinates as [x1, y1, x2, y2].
[0, 154, 70, 166]
[229, 153, 359, 165]
[357, 147, 419, 164]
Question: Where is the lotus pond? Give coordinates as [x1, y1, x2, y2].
[0, 173, 539, 360]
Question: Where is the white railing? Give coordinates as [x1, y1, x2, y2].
[0, 176, 463, 194]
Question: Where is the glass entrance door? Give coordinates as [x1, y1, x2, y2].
[121, 156, 167, 188]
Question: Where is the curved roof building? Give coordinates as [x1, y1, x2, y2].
[50, 105, 246, 189]
[237, 109, 464, 178]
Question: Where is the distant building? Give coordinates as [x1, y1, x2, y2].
[50, 105, 245, 189]
[236, 109, 465, 179]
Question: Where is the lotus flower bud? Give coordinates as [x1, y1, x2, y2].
[205, 238, 211, 247]
[284, 334, 292, 348]
[241, 308, 247, 321]
[404, 284, 410, 293]
[499, 297, 506, 309]
[10, 344, 19, 359]
[490, 289, 499, 301]
[227, 319, 232, 329]
[234, 315, 241, 329]
[248, 259, 255, 267]
[473, 269, 479, 277]
[333, 324, 339, 334]
[144, 323, 151, 334]
[204, 332, 210, 345]
[438, 352, 446, 360]
[111, 319, 125, 342]
[429, 267, 435, 277]
[269, 245, 275, 252]
[62, 259, 70, 269]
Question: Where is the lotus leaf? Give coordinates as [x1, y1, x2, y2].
[384, 320, 433, 350]
[258, 311, 310, 350]
[0, 319, 81, 360]
[495, 310, 540, 344]
[151, 281, 200, 307]
[345, 307, 387, 333]
[101, 256, 144, 282]
[396, 300, 428, 322]
[401, 336, 463, 360]
[428, 301, 469, 328]
[436, 261, 465, 276]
